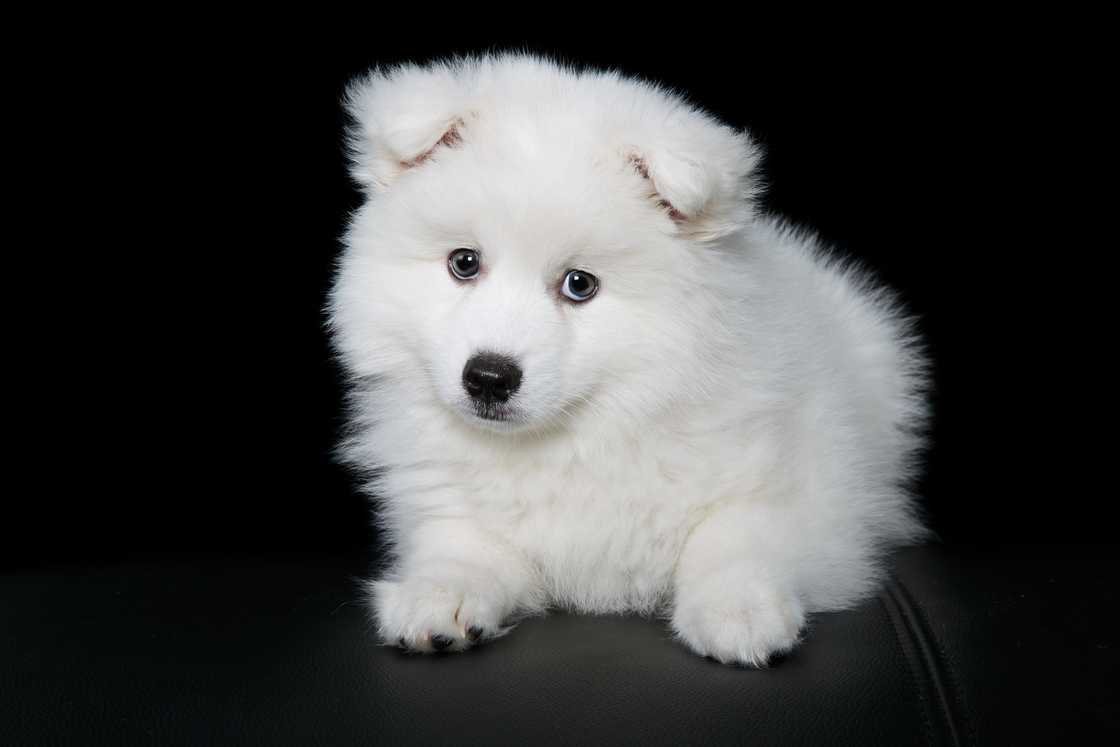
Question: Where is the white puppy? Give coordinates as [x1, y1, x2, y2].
[329, 54, 928, 666]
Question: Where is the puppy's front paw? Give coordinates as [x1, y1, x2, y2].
[371, 574, 510, 653]
[671, 579, 805, 667]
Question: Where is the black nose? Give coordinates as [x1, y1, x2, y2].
[462, 353, 522, 404]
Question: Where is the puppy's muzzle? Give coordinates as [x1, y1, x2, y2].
[462, 352, 522, 405]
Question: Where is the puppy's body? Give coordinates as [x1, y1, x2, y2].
[331, 55, 928, 666]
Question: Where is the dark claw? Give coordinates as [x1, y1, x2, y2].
[467, 625, 484, 642]
[430, 634, 453, 651]
[397, 637, 408, 649]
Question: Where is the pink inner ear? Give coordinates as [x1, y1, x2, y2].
[399, 122, 463, 169]
[628, 154, 688, 222]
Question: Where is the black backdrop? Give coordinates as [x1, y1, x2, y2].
[21, 26, 1104, 562]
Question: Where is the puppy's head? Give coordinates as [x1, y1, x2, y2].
[330, 55, 761, 434]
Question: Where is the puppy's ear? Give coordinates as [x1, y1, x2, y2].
[625, 114, 761, 241]
[344, 64, 470, 192]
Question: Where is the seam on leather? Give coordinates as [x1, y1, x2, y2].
[893, 578, 976, 747]
[878, 591, 937, 747]
[885, 579, 965, 747]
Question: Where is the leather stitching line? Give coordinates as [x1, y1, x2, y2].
[894, 578, 976, 747]
[886, 580, 961, 747]
[879, 589, 936, 746]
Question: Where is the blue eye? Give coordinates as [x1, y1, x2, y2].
[448, 248, 480, 280]
[561, 269, 598, 302]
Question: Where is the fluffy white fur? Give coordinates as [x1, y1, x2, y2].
[329, 54, 928, 667]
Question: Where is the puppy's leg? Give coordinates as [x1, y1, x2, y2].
[670, 502, 807, 667]
[371, 520, 539, 653]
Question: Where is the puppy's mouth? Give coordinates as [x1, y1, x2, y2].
[473, 402, 511, 421]
[457, 399, 529, 432]
[470, 400, 524, 424]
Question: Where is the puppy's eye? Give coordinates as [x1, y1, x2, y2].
[448, 248, 480, 280]
[560, 269, 598, 302]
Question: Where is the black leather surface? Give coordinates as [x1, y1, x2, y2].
[3, 545, 1116, 745]
[889, 545, 1119, 745]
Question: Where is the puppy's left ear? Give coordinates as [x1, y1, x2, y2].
[626, 113, 761, 241]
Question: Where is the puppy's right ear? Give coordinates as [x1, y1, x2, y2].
[344, 64, 469, 192]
